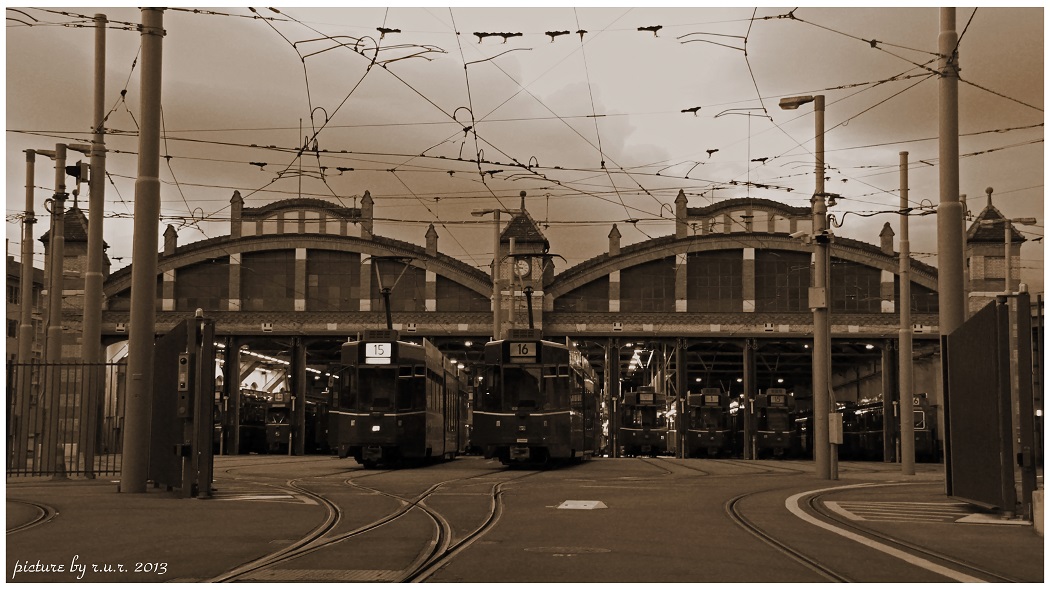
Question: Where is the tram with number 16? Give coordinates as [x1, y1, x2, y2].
[473, 331, 601, 466]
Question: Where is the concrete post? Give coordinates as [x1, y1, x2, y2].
[937, 7, 966, 336]
[120, 8, 165, 493]
[18, 151, 37, 364]
[13, 150, 38, 469]
[42, 143, 68, 477]
[899, 151, 915, 474]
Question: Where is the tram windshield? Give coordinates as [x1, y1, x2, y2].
[502, 367, 542, 410]
[625, 406, 666, 429]
[765, 411, 791, 432]
[694, 408, 723, 430]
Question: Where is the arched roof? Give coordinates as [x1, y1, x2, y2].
[103, 233, 490, 297]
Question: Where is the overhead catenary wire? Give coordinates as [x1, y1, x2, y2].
[7, 7, 1041, 285]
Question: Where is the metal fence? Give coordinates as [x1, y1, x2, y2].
[6, 361, 125, 477]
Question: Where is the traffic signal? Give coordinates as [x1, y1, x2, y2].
[65, 161, 89, 182]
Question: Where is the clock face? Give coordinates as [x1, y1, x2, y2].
[514, 258, 531, 277]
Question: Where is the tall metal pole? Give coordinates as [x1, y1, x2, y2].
[1004, 220, 1013, 293]
[13, 150, 39, 469]
[18, 151, 38, 364]
[811, 95, 831, 480]
[492, 210, 502, 340]
[42, 143, 68, 476]
[676, 339, 687, 458]
[80, 12, 108, 479]
[120, 8, 165, 493]
[44, 143, 68, 367]
[961, 193, 969, 319]
[82, 13, 106, 366]
[608, 338, 620, 457]
[899, 151, 915, 475]
[937, 8, 966, 336]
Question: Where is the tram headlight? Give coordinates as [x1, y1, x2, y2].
[372, 425, 381, 432]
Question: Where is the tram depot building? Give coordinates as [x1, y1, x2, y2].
[8, 188, 1038, 457]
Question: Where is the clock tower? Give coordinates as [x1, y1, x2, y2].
[496, 193, 551, 337]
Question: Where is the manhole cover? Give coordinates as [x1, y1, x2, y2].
[524, 547, 611, 555]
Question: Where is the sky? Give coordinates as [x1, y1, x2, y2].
[5, 5, 1045, 294]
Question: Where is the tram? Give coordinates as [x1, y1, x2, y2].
[473, 333, 601, 465]
[681, 387, 735, 457]
[330, 330, 469, 468]
[754, 388, 796, 458]
[841, 394, 941, 462]
[618, 386, 671, 457]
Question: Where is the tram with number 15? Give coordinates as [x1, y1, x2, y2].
[330, 330, 469, 468]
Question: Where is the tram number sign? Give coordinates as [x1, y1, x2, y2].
[704, 394, 721, 406]
[769, 394, 786, 407]
[509, 341, 538, 363]
[365, 342, 393, 365]
[640, 392, 654, 404]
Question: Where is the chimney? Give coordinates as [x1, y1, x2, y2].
[879, 222, 895, 255]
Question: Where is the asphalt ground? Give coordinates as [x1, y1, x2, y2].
[5, 455, 1044, 584]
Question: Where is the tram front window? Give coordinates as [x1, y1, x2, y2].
[766, 412, 791, 432]
[359, 367, 396, 410]
[502, 367, 542, 411]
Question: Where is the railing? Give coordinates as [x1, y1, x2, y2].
[6, 361, 125, 477]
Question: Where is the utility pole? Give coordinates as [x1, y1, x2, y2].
[78, 12, 108, 479]
[13, 149, 39, 469]
[937, 8, 966, 336]
[42, 143, 68, 477]
[899, 151, 915, 475]
[44, 144, 68, 369]
[120, 8, 165, 493]
[17, 151, 37, 365]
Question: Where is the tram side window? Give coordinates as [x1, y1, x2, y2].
[397, 365, 424, 410]
[340, 369, 357, 409]
[477, 367, 499, 412]
[504, 367, 542, 410]
[914, 410, 925, 430]
[544, 366, 570, 410]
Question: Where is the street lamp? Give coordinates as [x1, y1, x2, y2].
[472, 201, 522, 340]
[780, 94, 835, 480]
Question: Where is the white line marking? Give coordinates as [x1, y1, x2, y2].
[825, 501, 864, 520]
[786, 483, 986, 583]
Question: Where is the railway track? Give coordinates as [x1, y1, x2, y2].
[803, 487, 1026, 583]
[727, 481, 1033, 583]
[725, 491, 852, 582]
[6, 499, 59, 536]
[209, 463, 538, 582]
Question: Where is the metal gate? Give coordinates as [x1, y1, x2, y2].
[942, 301, 1013, 510]
[6, 361, 125, 477]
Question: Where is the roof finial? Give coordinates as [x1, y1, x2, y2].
[986, 186, 994, 209]
[520, 190, 526, 211]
